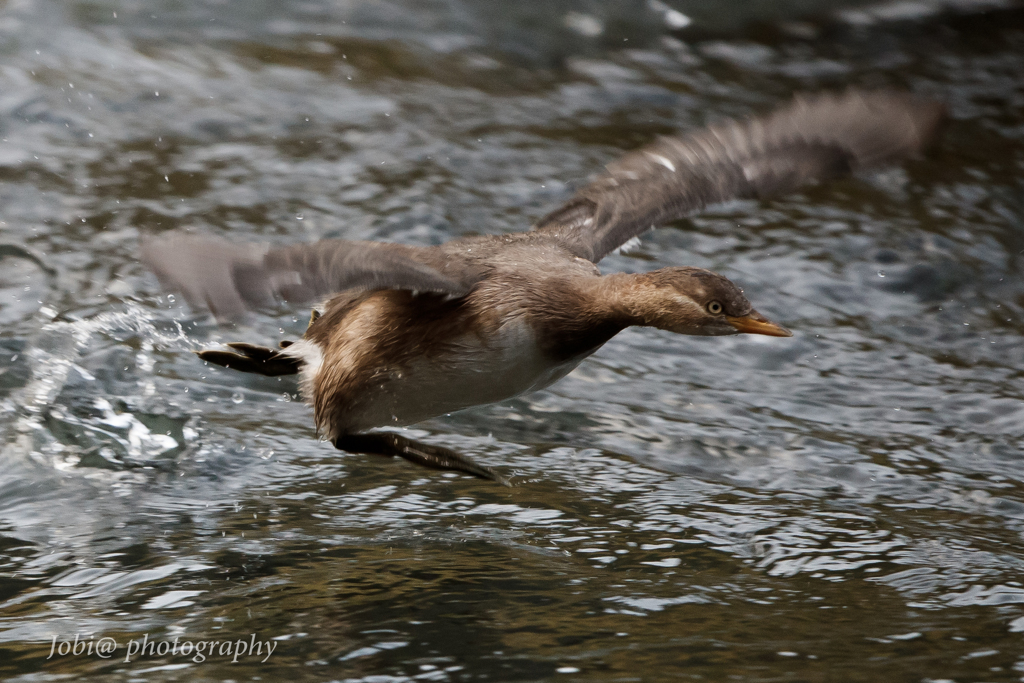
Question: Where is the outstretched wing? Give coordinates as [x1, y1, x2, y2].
[141, 235, 479, 320]
[533, 90, 945, 262]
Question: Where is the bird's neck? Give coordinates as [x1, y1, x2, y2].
[583, 272, 699, 332]
[525, 272, 699, 361]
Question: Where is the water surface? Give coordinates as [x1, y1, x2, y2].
[2, 1, 1024, 680]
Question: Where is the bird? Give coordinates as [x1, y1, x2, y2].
[142, 90, 944, 484]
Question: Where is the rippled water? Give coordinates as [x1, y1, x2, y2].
[2, 0, 1024, 680]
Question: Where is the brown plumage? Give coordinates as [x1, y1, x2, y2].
[141, 90, 944, 483]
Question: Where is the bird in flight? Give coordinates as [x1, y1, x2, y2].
[143, 90, 943, 484]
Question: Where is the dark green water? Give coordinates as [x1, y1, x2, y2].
[2, 1, 1024, 680]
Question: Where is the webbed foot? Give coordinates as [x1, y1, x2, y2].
[196, 342, 300, 376]
[333, 432, 510, 486]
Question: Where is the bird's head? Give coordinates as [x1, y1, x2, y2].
[629, 267, 792, 338]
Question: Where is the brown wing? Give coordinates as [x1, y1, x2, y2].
[533, 90, 945, 262]
[141, 235, 480, 320]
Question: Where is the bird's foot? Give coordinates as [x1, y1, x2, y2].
[196, 342, 300, 376]
[333, 432, 510, 486]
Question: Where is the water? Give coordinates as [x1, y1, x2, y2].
[2, 0, 1024, 680]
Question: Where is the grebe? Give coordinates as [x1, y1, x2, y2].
[143, 90, 943, 484]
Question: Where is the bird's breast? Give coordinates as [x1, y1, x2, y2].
[340, 316, 584, 433]
[300, 289, 593, 438]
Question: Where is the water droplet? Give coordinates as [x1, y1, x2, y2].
[231, 392, 244, 404]
[877, 270, 886, 278]
[663, 9, 691, 28]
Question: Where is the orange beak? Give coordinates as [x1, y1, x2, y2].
[726, 310, 793, 337]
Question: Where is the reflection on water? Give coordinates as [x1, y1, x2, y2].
[2, 0, 1024, 680]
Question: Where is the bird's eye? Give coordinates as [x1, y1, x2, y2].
[707, 301, 723, 315]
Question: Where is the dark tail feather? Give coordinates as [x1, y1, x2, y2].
[197, 342, 301, 376]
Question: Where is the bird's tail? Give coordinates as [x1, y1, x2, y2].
[197, 341, 301, 377]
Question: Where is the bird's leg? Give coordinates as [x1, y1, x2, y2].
[333, 432, 510, 486]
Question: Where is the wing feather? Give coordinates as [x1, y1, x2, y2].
[141, 235, 478, 320]
[534, 90, 945, 262]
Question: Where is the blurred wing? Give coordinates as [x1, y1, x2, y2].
[141, 235, 478, 320]
[533, 90, 945, 262]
